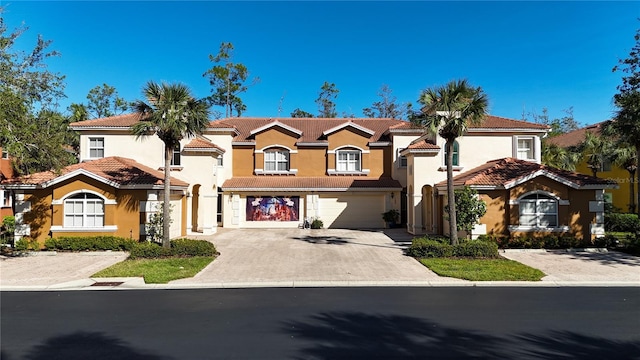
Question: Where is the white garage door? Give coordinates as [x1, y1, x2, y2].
[318, 194, 384, 229]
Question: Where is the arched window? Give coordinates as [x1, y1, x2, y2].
[444, 141, 459, 166]
[336, 149, 361, 172]
[519, 193, 558, 227]
[64, 193, 104, 227]
[264, 148, 290, 172]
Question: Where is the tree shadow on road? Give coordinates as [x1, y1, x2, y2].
[18, 331, 173, 360]
[282, 311, 640, 360]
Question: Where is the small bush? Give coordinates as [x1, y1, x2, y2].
[44, 236, 136, 251]
[605, 213, 640, 232]
[129, 239, 217, 259]
[14, 237, 39, 251]
[170, 238, 217, 257]
[407, 237, 453, 258]
[311, 218, 323, 229]
[454, 240, 499, 258]
[594, 234, 620, 248]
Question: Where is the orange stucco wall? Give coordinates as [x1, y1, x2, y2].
[477, 177, 598, 243]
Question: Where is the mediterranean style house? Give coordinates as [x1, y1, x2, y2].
[1, 114, 616, 245]
[546, 122, 634, 212]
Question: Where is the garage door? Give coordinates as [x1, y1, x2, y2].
[318, 194, 384, 228]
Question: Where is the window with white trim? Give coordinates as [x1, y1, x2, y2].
[264, 149, 289, 172]
[64, 193, 104, 227]
[337, 150, 361, 172]
[217, 155, 223, 167]
[0, 190, 10, 208]
[519, 193, 558, 227]
[1, 150, 8, 159]
[516, 138, 534, 160]
[444, 141, 459, 166]
[89, 137, 104, 158]
[397, 149, 407, 168]
[170, 144, 181, 166]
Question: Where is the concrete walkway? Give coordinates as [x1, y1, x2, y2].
[1, 229, 639, 290]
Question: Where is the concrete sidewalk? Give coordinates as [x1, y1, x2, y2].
[1, 229, 639, 290]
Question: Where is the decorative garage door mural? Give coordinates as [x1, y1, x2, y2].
[247, 196, 299, 222]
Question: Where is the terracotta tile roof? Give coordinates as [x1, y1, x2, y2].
[183, 136, 225, 152]
[469, 115, 549, 130]
[222, 176, 402, 191]
[407, 140, 440, 150]
[69, 113, 144, 128]
[1, 157, 188, 188]
[436, 158, 616, 189]
[545, 122, 603, 148]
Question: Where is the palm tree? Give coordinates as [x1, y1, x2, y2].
[131, 81, 210, 248]
[541, 141, 580, 171]
[579, 131, 613, 178]
[610, 143, 637, 213]
[411, 79, 488, 245]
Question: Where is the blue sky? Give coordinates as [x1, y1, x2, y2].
[3, 1, 638, 125]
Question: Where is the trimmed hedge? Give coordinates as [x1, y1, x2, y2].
[129, 239, 218, 259]
[44, 236, 136, 251]
[605, 213, 640, 233]
[477, 234, 585, 249]
[406, 236, 498, 258]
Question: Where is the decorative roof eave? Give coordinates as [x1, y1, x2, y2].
[503, 170, 607, 190]
[232, 141, 256, 146]
[221, 186, 402, 192]
[206, 127, 240, 136]
[400, 148, 440, 156]
[296, 142, 328, 147]
[69, 126, 132, 131]
[249, 121, 303, 137]
[323, 122, 375, 136]
[368, 141, 391, 147]
[44, 169, 123, 189]
[467, 128, 548, 134]
[436, 184, 503, 192]
[120, 184, 188, 191]
[182, 147, 225, 155]
[386, 128, 425, 135]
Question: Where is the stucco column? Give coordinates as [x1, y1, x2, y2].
[201, 193, 217, 235]
[185, 191, 194, 235]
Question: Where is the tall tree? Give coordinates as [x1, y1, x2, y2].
[85, 83, 129, 118]
[131, 81, 210, 248]
[362, 84, 410, 119]
[605, 24, 640, 216]
[609, 144, 637, 213]
[579, 131, 613, 178]
[411, 79, 488, 245]
[290, 108, 314, 118]
[316, 81, 339, 118]
[203, 42, 258, 118]
[0, 8, 76, 175]
[541, 142, 580, 171]
[526, 107, 580, 138]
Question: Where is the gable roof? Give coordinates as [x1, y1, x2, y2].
[69, 113, 143, 129]
[545, 122, 604, 148]
[183, 136, 225, 154]
[222, 176, 402, 191]
[435, 157, 617, 190]
[1, 157, 189, 189]
[249, 121, 303, 137]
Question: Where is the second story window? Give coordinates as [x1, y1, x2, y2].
[89, 137, 104, 158]
[337, 150, 361, 172]
[397, 148, 407, 168]
[1, 150, 8, 159]
[264, 149, 289, 172]
[444, 141, 459, 166]
[516, 138, 534, 161]
[170, 144, 181, 166]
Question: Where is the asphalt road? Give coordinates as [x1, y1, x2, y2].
[1, 287, 639, 359]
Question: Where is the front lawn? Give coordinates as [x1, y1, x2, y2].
[93, 256, 214, 284]
[419, 257, 545, 281]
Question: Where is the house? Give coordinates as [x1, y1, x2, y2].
[1, 147, 14, 219]
[1, 156, 188, 243]
[0, 113, 615, 245]
[435, 158, 616, 242]
[545, 122, 633, 211]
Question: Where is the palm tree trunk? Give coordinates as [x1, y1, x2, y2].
[163, 144, 172, 248]
[628, 169, 636, 214]
[446, 139, 458, 245]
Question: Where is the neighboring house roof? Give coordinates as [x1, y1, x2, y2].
[1, 156, 189, 189]
[435, 157, 617, 190]
[545, 122, 604, 148]
[69, 113, 143, 129]
[222, 176, 402, 191]
[468, 116, 549, 131]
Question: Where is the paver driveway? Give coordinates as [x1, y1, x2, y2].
[170, 228, 460, 285]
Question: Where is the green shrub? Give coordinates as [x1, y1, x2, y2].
[594, 234, 620, 248]
[44, 236, 136, 251]
[14, 237, 39, 251]
[311, 218, 323, 229]
[129, 239, 217, 259]
[407, 237, 453, 258]
[170, 238, 217, 257]
[453, 240, 499, 258]
[605, 213, 640, 232]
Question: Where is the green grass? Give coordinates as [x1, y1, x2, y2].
[93, 256, 214, 284]
[419, 257, 545, 281]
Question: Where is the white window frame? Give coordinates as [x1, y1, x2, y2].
[264, 149, 290, 172]
[337, 150, 361, 172]
[217, 155, 224, 167]
[63, 193, 105, 228]
[516, 137, 535, 161]
[443, 140, 460, 166]
[88, 137, 105, 159]
[0, 190, 11, 208]
[397, 148, 407, 168]
[1, 150, 8, 159]
[518, 193, 558, 228]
